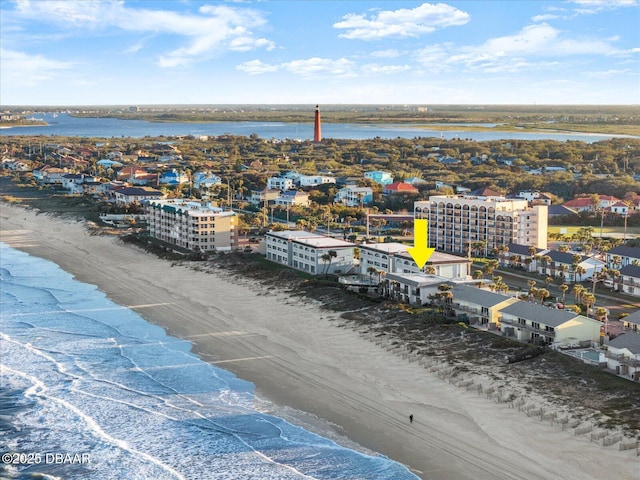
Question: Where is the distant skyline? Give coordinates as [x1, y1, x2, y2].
[1, 0, 639, 106]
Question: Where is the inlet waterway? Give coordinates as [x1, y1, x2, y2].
[1, 112, 635, 142]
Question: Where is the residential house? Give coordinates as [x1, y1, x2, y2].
[265, 230, 356, 275]
[503, 243, 544, 272]
[96, 159, 123, 169]
[334, 186, 373, 206]
[621, 310, 640, 333]
[515, 190, 552, 205]
[2, 159, 31, 171]
[434, 181, 470, 193]
[297, 175, 336, 187]
[548, 205, 579, 219]
[193, 172, 222, 189]
[537, 250, 604, 282]
[563, 195, 619, 213]
[112, 186, 165, 206]
[61, 174, 101, 194]
[499, 302, 602, 346]
[33, 166, 68, 185]
[364, 170, 393, 185]
[267, 177, 295, 191]
[606, 246, 640, 268]
[450, 284, 519, 328]
[609, 201, 630, 215]
[280, 171, 336, 187]
[618, 265, 640, 297]
[250, 189, 280, 206]
[382, 182, 419, 195]
[404, 177, 427, 186]
[58, 155, 90, 169]
[605, 332, 640, 381]
[159, 169, 189, 185]
[146, 199, 237, 252]
[275, 190, 311, 207]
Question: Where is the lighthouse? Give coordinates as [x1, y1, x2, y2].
[313, 105, 322, 142]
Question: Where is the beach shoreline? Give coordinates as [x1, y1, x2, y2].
[1, 203, 638, 480]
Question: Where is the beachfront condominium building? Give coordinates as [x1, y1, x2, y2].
[358, 242, 470, 280]
[265, 230, 356, 275]
[414, 195, 547, 256]
[146, 199, 237, 252]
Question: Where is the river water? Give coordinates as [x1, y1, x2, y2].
[1, 112, 635, 143]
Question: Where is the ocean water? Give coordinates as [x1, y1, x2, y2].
[0, 244, 418, 480]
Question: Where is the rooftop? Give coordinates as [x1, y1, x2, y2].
[452, 284, 514, 307]
[500, 302, 591, 327]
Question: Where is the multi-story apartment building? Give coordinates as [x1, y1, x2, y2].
[358, 242, 470, 280]
[146, 199, 237, 252]
[414, 195, 547, 256]
[265, 230, 356, 275]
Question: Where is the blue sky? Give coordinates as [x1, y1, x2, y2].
[1, 0, 639, 105]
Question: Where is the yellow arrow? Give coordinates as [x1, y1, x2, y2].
[408, 218, 435, 269]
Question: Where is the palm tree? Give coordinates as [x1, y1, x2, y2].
[545, 276, 553, 290]
[572, 284, 585, 304]
[527, 280, 537, 301]
[581, 292, 596, 316]
[594, 307, 608, 322]
[497, 244, 509, 267]
[535, 288, 550, 304]
[575, 265, 586, 282]
[557, 264, 569, 281]
[540, 255, 552, 276]
[321, 250, 337, 275]
[559, 284, 569, 303]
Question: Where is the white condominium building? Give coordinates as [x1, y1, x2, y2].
[146, 199, 237, 252]
[265, 230, 356, 275]
[358, 242, 470, 280]
[414, 195, 547, 256]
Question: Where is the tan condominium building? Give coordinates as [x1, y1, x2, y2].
[146, 199, 237, 252]
[414, 195, 547, 256]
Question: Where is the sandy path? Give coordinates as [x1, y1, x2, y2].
[1, 203, 638, 480]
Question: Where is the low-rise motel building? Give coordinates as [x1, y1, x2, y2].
[146, 199, 237, 252]
[265, 230, 356, 275]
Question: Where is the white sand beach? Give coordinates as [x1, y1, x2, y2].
[1, 203, 638, 480]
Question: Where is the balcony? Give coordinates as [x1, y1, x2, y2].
[500, 318, 555, 337]
[605, 352, 640, 367]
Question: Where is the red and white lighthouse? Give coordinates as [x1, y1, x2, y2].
[313, 105, 322, 142]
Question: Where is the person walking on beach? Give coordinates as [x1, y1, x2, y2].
[409, 414, 413, 423]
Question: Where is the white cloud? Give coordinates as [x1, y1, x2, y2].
[370, 49, 403, 58]
[415, 23, 619, 73]
[531, 14, 559, 21]
[236, 59, 278, 75]
[569, 0, 639, 14]
[281, 57, 356, 78]
[236, 56, 413, 80]
[333, 2, 470, 40]
[11, 1, 275, 67]
[361, 63, 411, 75]
[585, 68, 632, 78]
[0, 48, 75, 87]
